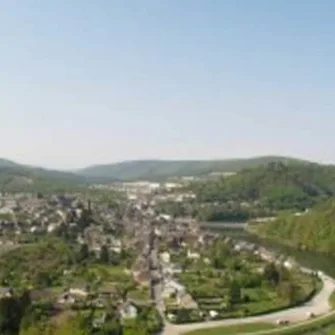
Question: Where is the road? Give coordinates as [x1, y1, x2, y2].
[161, 273, 335, 335]
[148, 225, 166, 316]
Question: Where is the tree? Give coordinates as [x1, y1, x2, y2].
[123, 320, 147, 335]
[53, 315, 90, 335]
[36, 271, 53, 288]
[279, 265, 290, 282]
[0, 296, 22, 335]
[224, 295, 233, 311]
[228, 280, 241, 305]
[99, 317, 122, 335]
[129, 306, 163, 335]
[115, 282, 135, 301]
[109, 251, 121, 266]
[99, 245, 110, 264]
[211, 240, 231, 269]
[77, 244, 90, 263]
[20, 323, 54, 335]
[77, 209, 92, 230]
[277, 281, 301, 305]
[19, 291, 31, 312]
[264, 263, 280, 286]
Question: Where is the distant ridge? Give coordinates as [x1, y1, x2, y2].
[76, 156, 310, 180]
[0, 156, 314, 187]
[0, 158, 20, 169]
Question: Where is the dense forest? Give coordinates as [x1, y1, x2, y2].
[253, 200, 335, 254]
[192, 162, 335, 212]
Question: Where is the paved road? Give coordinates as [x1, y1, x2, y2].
[161, 274, 335, 335]
[148, 226, 166, 317]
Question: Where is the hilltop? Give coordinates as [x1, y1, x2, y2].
[0, 158, 86, 193]
[76, 156, 307, 180]
[0, 158, 20, 169]
[192, 161, 335, 211]
[0, 156, 327, 193]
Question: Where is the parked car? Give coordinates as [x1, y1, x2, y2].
[277, 319, 289, 325]
[306, 311, 316, 318]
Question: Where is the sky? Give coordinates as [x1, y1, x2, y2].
[0, 1, 334, 169]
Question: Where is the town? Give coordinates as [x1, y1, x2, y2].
[0, 179, 328, 335]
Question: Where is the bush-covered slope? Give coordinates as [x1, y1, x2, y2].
[0, 158, 20, 169]
[0, 239, 75, 288]
[254, 200, 335, 254]
[193, 162, 335, 210]
[0, 166, 86, 193]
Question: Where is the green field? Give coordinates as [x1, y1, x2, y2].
[184, 323, 276, 335]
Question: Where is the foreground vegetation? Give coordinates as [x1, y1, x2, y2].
[185, 322, 276, 335]
[184, 313, 335, 335]
[0, 238, 138, 292]
[0, 238, 162, 335]
[184, 290, 335, 335]
[0, 166, 86, 193]
[165, 237, 318, 324]
[0, 298, 163, 335]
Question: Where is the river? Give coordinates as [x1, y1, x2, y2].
[201, 223, 335, 334]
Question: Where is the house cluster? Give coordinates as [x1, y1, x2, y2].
[233, 240, 298, 270]
[159, 250, 198, 313]
[0, 193, 127, 251]
[94, 180, 190, 201]
[0, 194, 84, 236]
[45, 285, 139, 324]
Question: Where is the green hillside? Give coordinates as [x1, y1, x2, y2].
[192, 162, 335, 211]
[76, 156, 306, 180]
[0, 158, 20, 168]
[0, 163, 86, 193]
[254, 200, 335, 254]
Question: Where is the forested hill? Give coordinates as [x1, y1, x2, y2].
[192, 162, 335, 210]
[254, 200, 335, 254]
[76, 156, 306, 180]
[0, 166, 86, 193]
[0, 158, 20, 169]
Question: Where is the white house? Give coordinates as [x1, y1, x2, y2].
[120, 302, 138, 319]
[187, 250, 200, 260]
[209, 310, 219, 319]
[47, 223, 57, 233]
[159, 214, 172, 222]
[58, 293, 75, 305]
[69, 288, 88, 297]
[162, 279, 186, 298]
[283, 259, 296, 269]
[167, 313, 176, 321]
[160, 252, 171, 264]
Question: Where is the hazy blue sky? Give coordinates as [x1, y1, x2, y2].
[0, 1, 334, 169]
